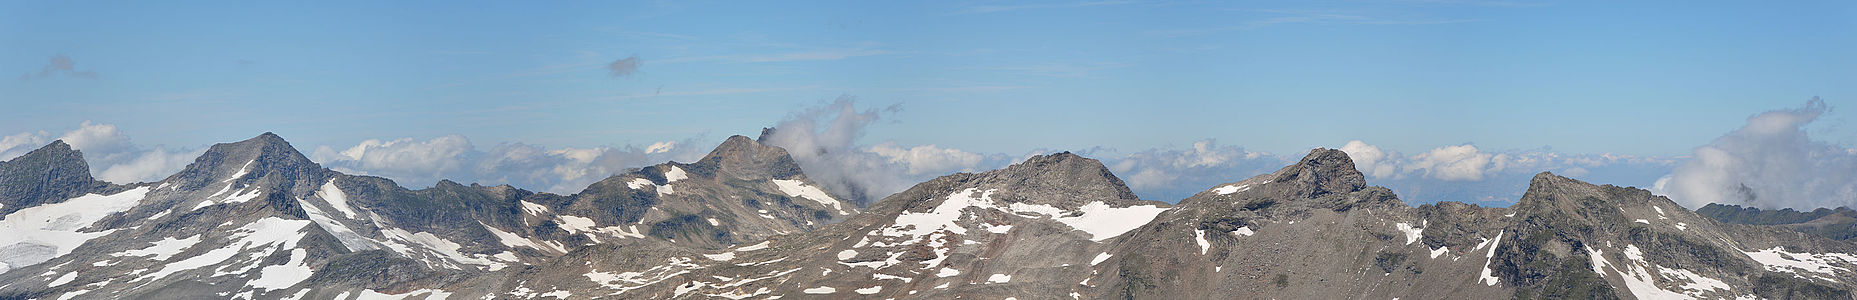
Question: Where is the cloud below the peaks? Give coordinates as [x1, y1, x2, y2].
[1656, 98, 1857, 210]
[310, 134, 713, 193]
[0, 122, 201, 184]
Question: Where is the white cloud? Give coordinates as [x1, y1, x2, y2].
[1659, 98, 1857, 209]
[1339, 140, 1398, 179]
[313, 135, 711, 193]
[1407, 144, 1496, 181]
[759, 96, 919, 205]
[0, 121, 198, 183]
[97, 147, 205, 184]
[645, 141, 675, 154]
[1100, 139, 1284, 200]
[868, 142, 989, 175]
[0, 130, 53, 161]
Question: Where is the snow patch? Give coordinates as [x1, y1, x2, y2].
[773, 179, 846, 214]
[803, 286, 837, 294]
[937, 267, 962, 277]
[1477, 231, 1504, 286]
[1194, 229, 1210, 255]
[1233, 227, 1255, 236]
[318, 181, 359, 218]
[111, 235, 201, 261]
[665, 166, 688, 182]
[1395, 222, 1423, 245]
[1212, 184, 1249, 195]
[137, 217, 310, 283]
[855, 286, 883, 294]
[0, 187, 151, 273]
[987, 273, 1012, 283]
[1091, 252, 1113, 265]
[520, 201, 549, 216]
[248, 248, 314, 291]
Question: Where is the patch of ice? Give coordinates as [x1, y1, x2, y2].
[379, 228, 506, 271]
[855, 286, 883, 294]
[734, 241, 771, 252]
[1635, 219, 1650, 224]
[1233, 227, 1255, 236]
[48, 272, 77, 286]
[248, 248, 314, 291]
[626, 178, 655, 189]
[1395, 222, 1423, 245]
[111, 235, 202, 261]
[1195, 229, 1210, 255]
[838, 250, 858, 260]
[987, 273, 1012, 283]
[318, 181, 359, 218]
[520, 201, 549, 216]
[137, 217, 310, 283]
[704, 252, 736, 261]
[1091, 252, 1113, 265]
[773, 179, 846, 214]
[1745, 246, 1857, 276]
[298, 197, 381, 252]
[1587, 245, 1608, 274]
[1477, 231, 1504, 286]
[1212, 184, 1249, 195]
[1430, 246, 1449, 259]
[665, 166, 688, 182]
[937, 267, 962, 277]
[803, 286, 837, 294]
[481, 221, 545, 252]
[982, 223, 1013, 234]
[0, 187, 149, 274]
[54, 289, 88, 300]
[356, 288, 453, 300]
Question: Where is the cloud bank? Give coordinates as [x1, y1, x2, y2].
[0, 122, 202, 184]
[312, 135, 711, 194]
[1657, 98, 1857, 210]
[1336, 140, 1678, 205]
[759, 96, 1010, 206]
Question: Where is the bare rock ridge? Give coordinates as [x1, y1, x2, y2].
[692, 135, 805, 181]
[0, 140, 121, 216]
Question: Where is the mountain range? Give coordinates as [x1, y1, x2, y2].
[2, 131, 1856, 299]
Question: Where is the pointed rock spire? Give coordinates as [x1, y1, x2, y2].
[0, 140, 111, 214]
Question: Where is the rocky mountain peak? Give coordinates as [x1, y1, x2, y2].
[968, 151, 1144, 208]
[1268, 148, 1367, 198]
[167, 132, 327, 192]
[0, 140, 111, 215]
[694, 135, 804, 180]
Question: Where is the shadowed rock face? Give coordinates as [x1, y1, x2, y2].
[0, 140, 120, 216]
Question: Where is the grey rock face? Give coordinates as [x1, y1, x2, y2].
[0, 140, 120, 216]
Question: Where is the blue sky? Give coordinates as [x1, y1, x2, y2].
[3, 1, 1854, 206]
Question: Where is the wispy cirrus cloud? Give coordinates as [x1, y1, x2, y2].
[657, 48, 891, 64]
[1148, 8, 1477, 37]
[957, 1, 1142, 14]
[18, 54, 99, 81]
